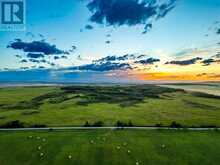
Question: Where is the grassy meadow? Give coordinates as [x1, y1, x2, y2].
[0, 84, 220, 127]
[0, 129, 220, 165]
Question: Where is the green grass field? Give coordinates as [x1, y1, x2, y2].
[0, 85, 220, 165]
[0, 130, 219, 165]
[0, 85, 220, 127]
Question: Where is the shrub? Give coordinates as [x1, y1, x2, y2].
[116, 121, 134, 127]
[30, 124, 46, 128]
[84, 121, 91, 127]
[155, 123, 163, 127]
[93, 121, 104, 127]
[0, 116, 6, 120]
[199, 125, 217, 128]
[0, 120, 24, 128]
[128, 120, 133, 127]
[84, 121, 104, 127]
[170, 121, 182, 128]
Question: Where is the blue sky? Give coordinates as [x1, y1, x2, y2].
[0, 0, 220, 82]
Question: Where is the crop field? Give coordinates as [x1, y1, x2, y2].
[0, 129, 219, 165]
[0, 85, 220, 127]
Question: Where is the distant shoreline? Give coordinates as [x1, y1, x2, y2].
[0, 81, 219, 87]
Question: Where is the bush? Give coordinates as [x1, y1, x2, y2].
[199, 125, 217, 128]
[128, 120, 133, 127]
[93, 121, 104, 127]
[170, 121, 182, 128]
[116, 120, 133, 127]
[83, 121, 104, 127]
[30, 124, 46, 128]
[0, 120, 25, 128]
[155, 123, 163, 127]
[84, 121, 91, 127]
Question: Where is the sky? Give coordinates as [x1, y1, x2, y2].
[0, 0, 220, 83]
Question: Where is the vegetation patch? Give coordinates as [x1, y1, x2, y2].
[184, 100, 219, 110]
[0, 120, 25, 128]
[115, 120, 134, 127]
[0, 116, 6, 120]
[192, 92, 220, 99]
[0, 85, 180, 109]
[84, 121, 104, 127]
[22, 110, 40, 115]
[61, 85, 180, 106]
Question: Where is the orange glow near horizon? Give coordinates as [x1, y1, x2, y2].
[119, 63, 220, 81]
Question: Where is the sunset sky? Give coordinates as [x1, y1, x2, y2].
[0, 0, 220, 83]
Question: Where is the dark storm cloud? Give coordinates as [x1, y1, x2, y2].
[38, 66, 46, 69]
[201, 58, 220, 66]
[135, 57, 160, 64]
[54, 56, 60, 60]
[165, 57, 202, 66]
[15, 55, 22, 58]
[61, 55, 68, 59]
[38, 34, 44, 38]
[7, 39, 69, 55]
[70, 62, 132, 72]
[69, 45, 77, 52]
[29, 59, 40, 63]
[40, 59, 47, 63]
[27, 53, 44, 58]
[20, 67, 29, 70]
[94, 54, 147, 63]
[85, 24, 94, 30]
[217, 28, 220, 35]
[94, 56, 117, 63]
[20, 59, 28, 63]
[48, 62, 56, 66]
[106, 34, 111, 37]
[142, 23, 152, 34]
[136, 54, 146, 59]
[214, 52, 220, 58]
[209, 74, 220, 78]
[86, 0, 177, 33]
[26, 32, 35, 38]
[117, 54, 137, 60]
[196, 73, 208, 77]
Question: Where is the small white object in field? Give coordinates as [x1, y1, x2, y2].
[28, 135, 33, 139]
[40, 153, 44, 157]
[127, 150, 131, 154]
[90, 140, 94, 144]
[136, 161, 140, 165]
[38, 146, 42, 150]
[42, 138, 46, 142]
[116, 146, 121, 150]
[68, 155, 72, 159]
[36, 136, 41, 140]
[123, 142, 127, 146]
[161, 144, 166, 148]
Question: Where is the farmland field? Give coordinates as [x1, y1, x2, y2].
[0, 129, 220, 165]
[0, 84, 220, 127]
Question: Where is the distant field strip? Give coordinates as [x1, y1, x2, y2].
[159, 84, 220, 96]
